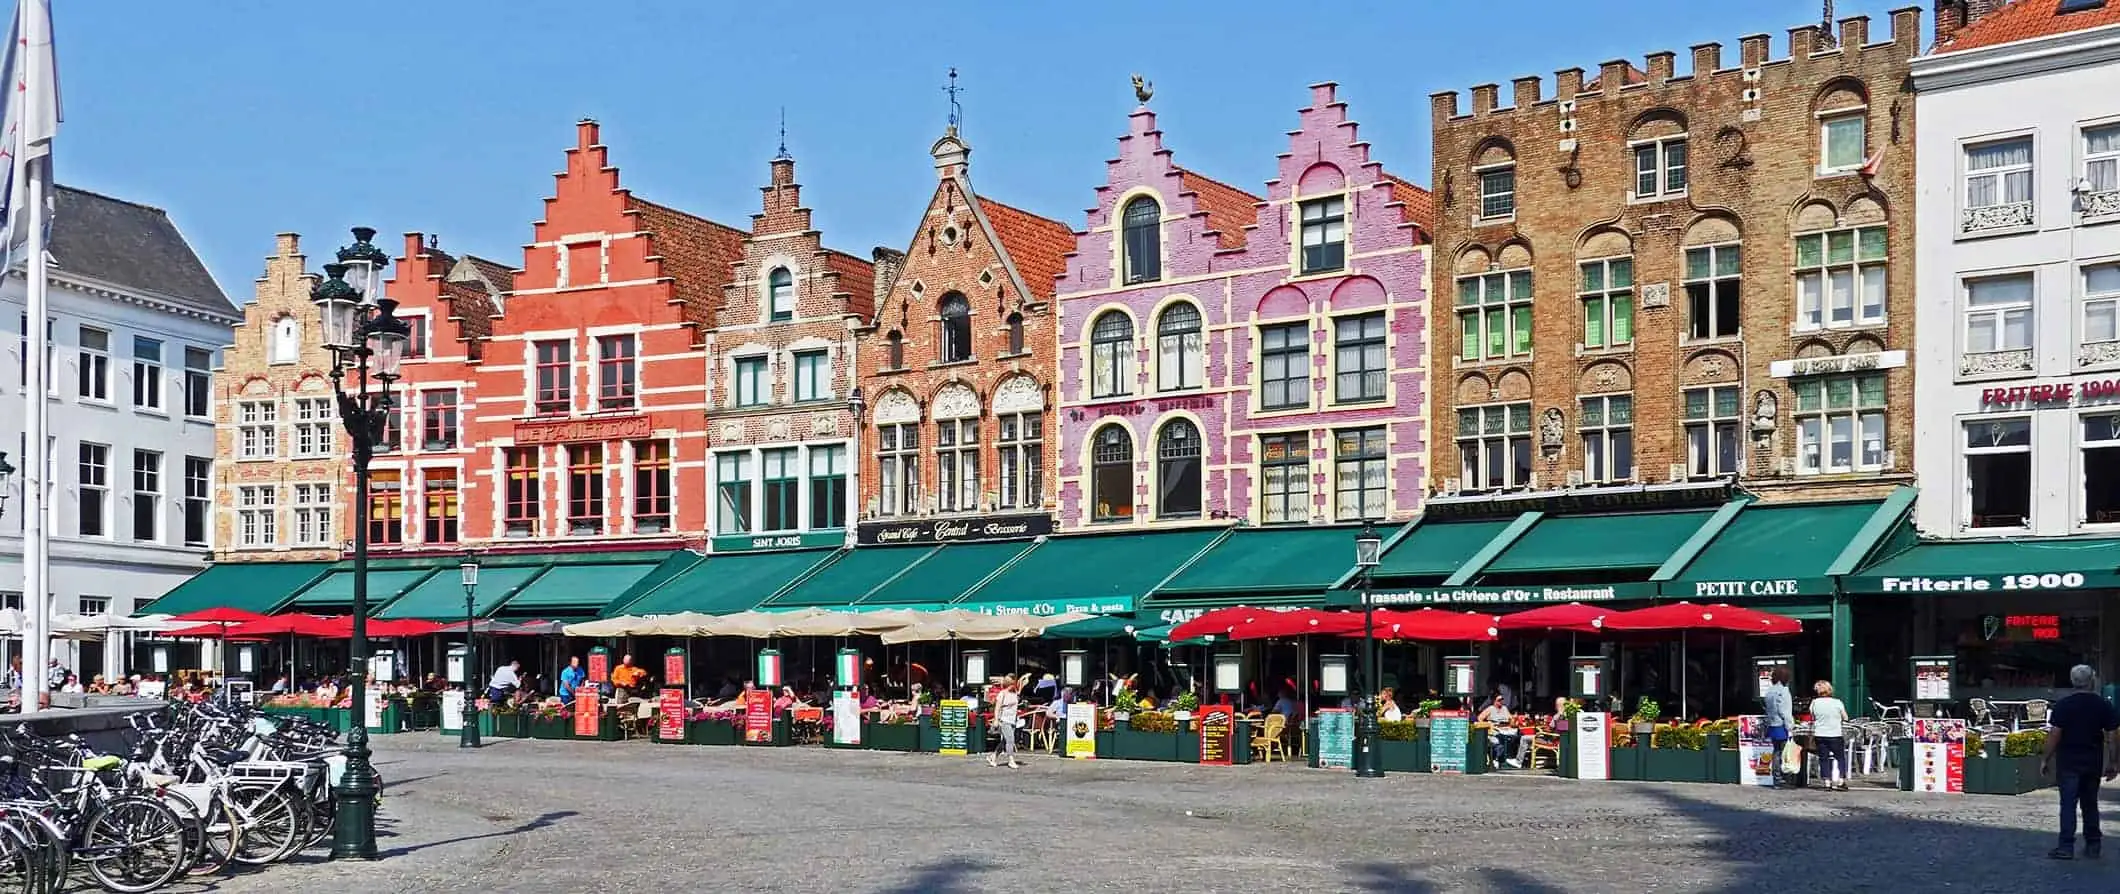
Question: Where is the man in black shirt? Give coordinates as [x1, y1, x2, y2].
[2042, 664, 2120, 859]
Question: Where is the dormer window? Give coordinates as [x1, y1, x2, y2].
[939, 292, 972, 363]
[768, 267, 795, 322]
[270, 316, 300, 365]
[1299, 197, 1346, 274]
[1122, 197, 1161, 284]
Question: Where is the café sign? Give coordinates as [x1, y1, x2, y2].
[1332, 583, 1657, 607]
[856, 512, 1053, 546]
[1681, 578, 1808, 598]
[1979, 377, 2120, 409]
[514, 414, 653, 445]
[711, 530, 845, 554]
[1856, 572, 2097, 593]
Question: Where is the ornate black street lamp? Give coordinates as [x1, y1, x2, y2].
[310, 226, 409, 860]
[459, 555, 481, 748]
[1352, 521, 1384, 779]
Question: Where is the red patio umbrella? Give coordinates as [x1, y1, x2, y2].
[1495, 602, 1609, 633]
[162, 624, 271, 640]
[1167, 607, 1267, 642]
[1596, 602, 1794, 634]
[1225, 609, 1361, 641]
[235, 614, 350, 638]
[366, 619, 446, 638]
[1354, 609, 1500, 642]
[1704, 603, 1803, 636]
[169, 608, 273, 625]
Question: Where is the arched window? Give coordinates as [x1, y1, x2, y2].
[1091, 425, 1134, 522]
[270, 316, 300, 364]
[885, 330, 904, 370]
[1122, 197, 1161, 284]
[1156, 419, 1202, 518]
[1006, 312, 1025, 355]
[767, 267, 795, 322]
[1089, 311, 1134, 399]
[939, 292, 972, 363]
[1155, 302, 1203, 392]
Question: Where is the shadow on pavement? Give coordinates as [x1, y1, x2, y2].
[869, 856, 993, 894]
[378, 809, 579, 858]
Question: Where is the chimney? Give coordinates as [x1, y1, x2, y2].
[871, 247, 907, 307]
[1937, 0, 2007, 46]
[575, 118, 599, 150]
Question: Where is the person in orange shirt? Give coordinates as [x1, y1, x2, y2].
[611, 654, 649, 701]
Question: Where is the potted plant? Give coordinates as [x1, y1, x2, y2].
[1378, 719, 1422, 772]
[686, 707, 741, 745]
[527, 702, 571, 739]
[1965, 729, 2049, 795]
[1641, 722, 1714, 783]
[1411, 699, 1443, 729]
[1115, 710, 1182, 761]
[864, 712, 920, 752]
[487, 701, 528, 738]
[1628, 698, 1661, 735]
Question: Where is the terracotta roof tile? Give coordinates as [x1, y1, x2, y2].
[439, 279, 497, 360]
[1176, 168, 1261, 249]
[463, 255, 517, 292]
[1381, 173, 1437, 238]
[627, 197, 747, 333]
[824, 250, 877, 320]
[1937, 0, 2120, 52]
[975, 197, 1074, 301]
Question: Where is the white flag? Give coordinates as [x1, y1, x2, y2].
[0, 0, 60, 270]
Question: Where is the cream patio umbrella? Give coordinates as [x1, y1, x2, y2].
[563, 616, 659, 638]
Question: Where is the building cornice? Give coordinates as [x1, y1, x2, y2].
[8, 267, 243, 326]
[1912, 23, 2120, 92]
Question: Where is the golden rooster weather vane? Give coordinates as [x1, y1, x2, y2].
[1131, 73, 1153, 105]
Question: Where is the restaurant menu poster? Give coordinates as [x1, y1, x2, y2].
[1065, 702, 1097, 759]
[1443, 657, 1477, 697]
[1912, 657, 1953, 702]
[587, 649, 611, 685]
[1316, 709, 1354, 770]
[573, 690, 601, 737]
[938, 700, 971, 755]
[1911, 718, 1966, 794]
[657, 688, 686, 741]
[440, 690, 464, 732]
[1198, 705, 1234, 766]
[1574, 712, 1609, 780]
[1753, 655, 1793, 698]
[1428, 709, 1470, 774]
[364, 689, 385, 731]
[664, 650, 688, 688]
[742, 689, 774, 744]
[831, 690, 862, 746]
[1570, 658, 1604, 699]
[1735, 715, 1774, 786]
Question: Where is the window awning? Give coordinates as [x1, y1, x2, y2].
[136, 561, 334, 617]
[960, 528, 1222, 615]
[377, 564, 544, 620]
[860, 541, 1034, 607]
[283, 567, 440, 612]
[1843, 537, 2120, 594]
[1481, 509, 1717, 575]
[1149, 525, 1364, 604]
[1662, 495, 1908, 599]
[499, 554, 672, 615]
[612, 548, 835, 616]
[1369, 519, 1511, 582]
[761, 546, 940, 609]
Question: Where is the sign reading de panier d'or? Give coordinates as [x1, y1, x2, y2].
[514, 414, 653, 445]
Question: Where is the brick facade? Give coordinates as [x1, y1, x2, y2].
[855, 127, 1072, 538]
[1055, 86, 1432, 531]
[703, 155, 875, 551]
[1426, 10, 1922, 504]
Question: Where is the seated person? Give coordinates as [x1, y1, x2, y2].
[1478, 695, 1521, 768]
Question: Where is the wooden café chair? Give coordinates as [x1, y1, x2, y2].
[1251, 714, 1289, 763]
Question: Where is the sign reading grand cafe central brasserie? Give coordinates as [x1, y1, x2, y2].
[856, 511, 1054, 547]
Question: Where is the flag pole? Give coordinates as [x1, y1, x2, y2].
[16, 0, 56, 715]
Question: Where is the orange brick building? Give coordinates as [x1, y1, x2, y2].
[854, 126, 1073, 543]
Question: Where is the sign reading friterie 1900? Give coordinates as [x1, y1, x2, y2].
[514, 414, 653, 445]
[857, 512, 1054, 546]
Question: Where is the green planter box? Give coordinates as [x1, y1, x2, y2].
[1112, 723, 1182, 762]
[1378, 737, 1421, 772]
[365, 701, 406, 735]
[1642, 746, 1715, 784]
[654, 717, 688, 744]
[492, 712, 531, 738]
[865, 721, 919, 752]
[527, 716, 571, 740]
[916, 716, 940, 753]
[1607, 745, 1643, 781]
[443, 710, 498, 739]
[1709, 736, 1740, 784]
[1177, 730, 1200, 762]
[1560, 730, 1579, 778]
[690, 720, 740, 746]
[575, 713, 623, 742]
[1965, 745, 2048, 795]
[1096, 730, 1115, 757]
[267, 706, 354, 733]
[1894, 739, 1914, 791]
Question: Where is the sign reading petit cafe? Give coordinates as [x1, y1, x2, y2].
[1979, 378, 2120, 409]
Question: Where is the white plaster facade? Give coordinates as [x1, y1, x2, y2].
[1911, 21, 2120, 539]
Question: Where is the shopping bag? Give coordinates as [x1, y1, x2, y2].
[1781, 744, 1804, 776]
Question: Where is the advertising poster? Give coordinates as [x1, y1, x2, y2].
[440, 690, 464, 732]
[657, 688, 686, 740]
[1198, 705, 1234, 766]
[664, 651, 687, 687]
[1735, 715, 1776, 787]
[937, 699, 971, 755]
[742, 689, 774, 744]
[1911, 718, 1966, 794]
[1912, 657, 1953, 702]
[831, 691, 862, 746]
[364, 689, 385, 731]
[587, 649, 611, 685]
[1428, 709, 1471, 774]
[1065, 702, 1097, 759]
[1315, 709, 1354, 770]
[573, 690, 601, 737]
[1574, 712, 1610, 780]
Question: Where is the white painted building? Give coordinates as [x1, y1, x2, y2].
[0, 186, 240, 678]
[1911, 11, 2120, 539]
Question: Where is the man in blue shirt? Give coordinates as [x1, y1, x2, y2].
[2043, 664, 2120, 860]
[1760, 668, 1796, 788]
[557, 656, 587, 703]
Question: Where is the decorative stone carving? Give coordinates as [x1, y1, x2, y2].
[1960, 202, 2035, 234]
[1538, 408, 1565, 455]
[992, 375, 1043, 414]
[932, 383, 980, 420]
[811, 414, 838, 437]
[2079, 341, 2120, 368]
[719, 421, 743, 443]
[2085, 190, 2120, 220]
[1697, 355, 1727, 381]
[872, 389, 919, 425]
[767, 417, 791, 441]
[1639, 282, 1671, 309]
[1959, 349, 2035, 376]
[1752, 390, 1777, 435]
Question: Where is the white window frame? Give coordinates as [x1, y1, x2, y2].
[1578, 258, 1634, 349]
[1819, 110, 1867, 174]
[1630, 137, 1687, 200]
[734, 355, 768, 407]
[238, 400, 279, 460]
[1331, 426, 1387, 522]
[1682, 386, 1743, 479]
[2086, 122, 2120, 201]
[1155, 303, 1205, 393]
[292, 482, 334, 547]
[182, 347, 212, 419]
[996, 411, 1041, 511]
[714, 451, 754, 534]
[876, 422, 920, 518]
[1683, 243, 1743, 341]
[1964, 273, 2035, 355]
[792, 349, 830, 403]
[1794, 226, 1889, 331]
[130, 448, 162, 542]
[237, 484, 278, 548]
[182, 456, 211, 548]
[1579, 394, 1634, 484]
[293, 397, 333, 458]
[1456, 403, 1532, 493]
[1964, 136, 2034, 212]
[1258, 431, 1309, 525]
[1475, 163, 1515, 220]
[2084, 262, 2120, 350]
[1792, 373, 1887, 476]
[2081, 411, 2120, 526]
[1963, 417, 2032, 530]
[936, 418, 980, 513]
[131, 335, 163, 411]
[77, 326, 110, 402]
[1298, 195, 1347, 274]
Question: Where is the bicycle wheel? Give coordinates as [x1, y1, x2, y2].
[79, 796, 188, 894]
[0, 823, 34, 894]
[181, 798, 237, 877]
[0, 809, 67, 894]
[228, 787, 300, 866]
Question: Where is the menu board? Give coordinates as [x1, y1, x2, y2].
[657, 688, 686, 741]
[664, 651, 687, 687]
[1912, 657, 1953, 702]
[1444, 657, 1477, 697]
[1735, 716, 1775, 787]
[573, 690, 600, 737]
[1753, 655, 1793, 698]
[1428, 709, 1470, 774]
[587, 649, 611, 685]
[364, 689, 385, 731]
[440, 690, 465, 732]
[831, 691, 862, 746]
[1911, 718, 1967, 794]
[1574, 712, 1609, 780]
[938, 700, 971, 755]
[742, 689, 774, 744]
[1315, 709, 1354, 770]
[1570, 658, 1605, 699]
[1065, 702, 1097, 759]
[1197, 705, 1235, 766]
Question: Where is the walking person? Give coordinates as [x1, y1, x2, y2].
[1808, 681, 1850, 792]
[2043, 665, 2120, 860]
[986, 674, 1023, 769]
[1761, 668, 1797, 788]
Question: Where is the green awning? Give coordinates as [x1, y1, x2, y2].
[1040, 615, 1138, 639]
[500, 558, 667, 613]
[1373, 519, 1511, 580]
[1155, 525, 1363, 599]
[962, 528, 1222, 612]
[283, 568, 439, 612]
[601, 551, 703, 616]
[864, 541, 1034, 606]
[1482, 510, 1715, 574]
[1665, 499, 1887, 598]
[377, 565, 544, 620]
[1844, 537, 2120, 594]
[615, 548, 835, 616]
[136, 561, 333, 616]
[763, 546, 939, 609]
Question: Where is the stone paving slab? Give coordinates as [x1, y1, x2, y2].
[196, 735, 2118, 893]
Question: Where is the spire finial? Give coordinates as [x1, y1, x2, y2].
[775, 107, 790, 160]
[1821, 0, 1836, 47]
[943, 67, 963, 132]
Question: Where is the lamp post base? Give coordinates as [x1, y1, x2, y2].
[1353, 695, 1386, 779]
[330, 729, 381, 860]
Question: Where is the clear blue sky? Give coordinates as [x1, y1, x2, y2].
[55, 0, 1916, 299]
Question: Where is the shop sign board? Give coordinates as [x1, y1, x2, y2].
[1315, 709, 1354, 770]
[1569, 658, 1605, 699]
[1574, 712, 1610, 780]
[1672, 577, 1825, 599]
[757, 598, 1131, 616]
[1443, 657, 1478, 697]
[1911, 719, 1967, 794]
[657, 688, 685, 740]
[440, 690, 464, 732]
[856, 512, 1053, 546]
[574, 690, 601, 737]
[1197, 705, 1234, 766]
[514, 413, 652, 445]
[1846, 571, 2112, 593]
[712, 530, 844, 554]
[1977, 376, 2120, 409]
[587, 647, 610, 685]
[937, 700, 971, 755]
[1753, 655, 1793, 698]
[1912, 656, 1954, 702]
[1329, 582, 1658, 607]
[663, 649, 687, 688]
[1736, 716, 1775, 786]
[742, 689, 774, 744]
[1428, 710, 1471, 775]
[1066, 702, 1097, 759]
[831, 691, 861, 746]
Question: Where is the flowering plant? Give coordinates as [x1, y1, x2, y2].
[689, 707, 741, 724]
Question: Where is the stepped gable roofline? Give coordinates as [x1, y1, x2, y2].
[48, 184, 236, 318]
[1380, 173, 1437, 237]
[1174, 167, 1261, 250]
[627, 195, 747, 334]
[1430, 7, 1923, 121]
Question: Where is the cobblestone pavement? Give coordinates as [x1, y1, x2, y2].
[196, 736, 2116, 893]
